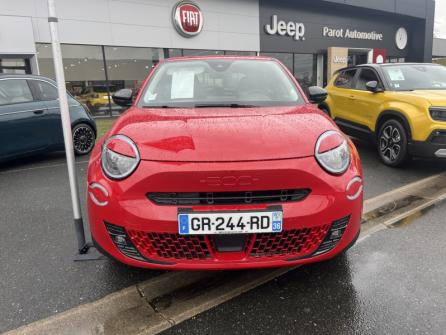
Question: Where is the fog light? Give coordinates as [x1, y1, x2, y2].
[105, 222, 146, 261]
[313, 215, 350, 256]
[89, 182, 109, 206]
[114, 235, 127, 245]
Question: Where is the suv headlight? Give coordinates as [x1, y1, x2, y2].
[101, 135, 140, 180]
[429, 107, 446, 121]
[315, 130, 351, 175]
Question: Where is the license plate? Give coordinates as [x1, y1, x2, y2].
[178, 210, 283, 235]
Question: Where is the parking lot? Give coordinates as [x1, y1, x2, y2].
[1, 137, 446, 334]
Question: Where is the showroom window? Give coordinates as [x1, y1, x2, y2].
[182, 49, 225, 56]
[104, 46, 163, 113]
[293, 54, 317, 95]
[0, 58, 31, 74]
[167, 49, 183, 58]
[260, 52, 293, 73]
[224, 51, 257, 56]
[37, 43, 108, 116]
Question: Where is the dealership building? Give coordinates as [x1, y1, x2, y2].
[0, 0, 435, 115]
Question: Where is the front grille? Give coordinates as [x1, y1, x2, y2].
[112, 215, 350, 262]
[249, 225, 330, 258]
[127, 231, 212, 260]
[148, 189, 311, 206]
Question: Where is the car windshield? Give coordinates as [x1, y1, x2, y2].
[139, 59, 303, 108]
[382, 64, 446, 91]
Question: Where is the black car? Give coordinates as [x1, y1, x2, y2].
[0, 74, 96, 162]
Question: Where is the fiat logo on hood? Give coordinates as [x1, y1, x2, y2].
[172, 1, 203, 37]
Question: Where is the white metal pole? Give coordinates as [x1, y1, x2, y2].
[47, 0, 87, 253]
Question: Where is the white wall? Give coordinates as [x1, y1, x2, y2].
[0, 15, 36, 54]
[0, 0, 259, 52]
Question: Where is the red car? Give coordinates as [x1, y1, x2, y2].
[87, 56, 363, 270]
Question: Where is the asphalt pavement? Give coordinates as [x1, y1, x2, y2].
[0, 140, 445, 333]
[162, 200, 446, 335]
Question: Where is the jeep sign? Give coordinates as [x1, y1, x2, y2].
[265, 15, 305, 41]
[172, 1, 203, 37]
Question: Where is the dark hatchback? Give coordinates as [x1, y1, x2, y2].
[0, 74, 96, 163]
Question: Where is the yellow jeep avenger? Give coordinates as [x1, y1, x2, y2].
[321, 63, 446, 167]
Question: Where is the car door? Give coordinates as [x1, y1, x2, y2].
[0, 78, 51, 160]
[347, 67, 385, 133]
[328, 68, 358, 121]
[29, 79, 83, 146]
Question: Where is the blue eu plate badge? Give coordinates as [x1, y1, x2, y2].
[179, 214, 189, 234]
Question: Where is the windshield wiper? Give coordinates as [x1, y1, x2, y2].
[193, 103, 257, 108]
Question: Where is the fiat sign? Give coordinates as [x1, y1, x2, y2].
[172, 1, 203, 37]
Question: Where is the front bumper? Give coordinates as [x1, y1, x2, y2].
[87, 154, 363, 270]
[409, 130, 446, 158]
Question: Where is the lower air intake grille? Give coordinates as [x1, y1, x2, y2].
[105, 223, 146, 261]
[127, 231, 212, 260]
[147, 189, 311, 206]
[313, 215, 350, 256]
[249, 225, 330, 257]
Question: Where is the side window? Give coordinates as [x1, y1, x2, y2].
[33, 80, 59, 101]
[0, 79, 34, 106]
[334, 69, 357, 89]
[355, 69, 381, 91]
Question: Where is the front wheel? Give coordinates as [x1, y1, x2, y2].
[73, 123, 96, 155]
[377, 119, 410, 167]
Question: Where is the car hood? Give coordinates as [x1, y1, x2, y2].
[111, 105, 336, 162]
[398, 90, 446, 106]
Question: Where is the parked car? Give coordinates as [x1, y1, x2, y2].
[87, 56, 363, 270]
[0, 74, 97, 162]
[75, 85, 117, 114]
[321, 63, 446, 167]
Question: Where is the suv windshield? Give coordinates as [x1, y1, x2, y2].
[382, 64, 446, 91]
[139, 59, 303, 108]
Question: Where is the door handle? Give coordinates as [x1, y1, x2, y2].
[33, 110, 45, 115]
[348, 96, 356, 100]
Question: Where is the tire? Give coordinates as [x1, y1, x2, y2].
[72, 123, 96, 156]
[377, 119, 410, 167]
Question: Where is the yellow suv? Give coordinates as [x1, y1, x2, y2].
[321, 63, 446, 167]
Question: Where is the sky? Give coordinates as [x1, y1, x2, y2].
[435, 0, 446, 38]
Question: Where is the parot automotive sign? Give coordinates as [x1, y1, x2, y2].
[172, 1, 203, 37]
[322, 26, 383, 41]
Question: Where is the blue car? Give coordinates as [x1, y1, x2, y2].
[0, 74, 96, 162]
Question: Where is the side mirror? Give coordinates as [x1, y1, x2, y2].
[366, 81, 384, 93]
[308, 86, 328, 104]
[112, 89, 134, 107]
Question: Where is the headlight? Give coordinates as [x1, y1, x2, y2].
[315, 130, 351, 175]
[101, 135, 140, 180]
[429, 107, 446, 121]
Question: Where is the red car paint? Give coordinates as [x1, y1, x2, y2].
[87, 56, 363, 270]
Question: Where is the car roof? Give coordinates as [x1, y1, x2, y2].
[336, 62, 441, 73]
[0, 73, 55, 82]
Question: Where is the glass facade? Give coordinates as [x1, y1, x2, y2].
[37, 44, 108, 115]
[260, 52, 318, 95]
[104, 46, 163, 113]
[36, 44, 259, 116]
[293, 54, 317, 95]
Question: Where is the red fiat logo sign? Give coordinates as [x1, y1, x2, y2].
[172, 1, 203, 37]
